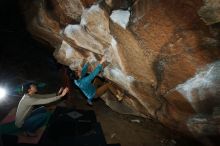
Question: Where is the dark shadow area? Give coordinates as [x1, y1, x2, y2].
[0, 0, 63, 119]
[1, 107, 121, 146]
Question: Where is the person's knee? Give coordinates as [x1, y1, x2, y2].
[38, 106, 47, 113]
[30, 113, 48, 125]
[39, 113, 49, 122]
[32, 106, 47, 115]
[23, 113, 48, 133]
[32, 113, 48, 129]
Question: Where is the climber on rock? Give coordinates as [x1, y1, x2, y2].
[74, 57, 124, 106]
[15, 82, 69, 136]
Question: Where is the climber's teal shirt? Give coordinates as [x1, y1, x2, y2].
[74, 63, 103, 101]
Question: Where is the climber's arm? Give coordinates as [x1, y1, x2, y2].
[81, 63, 89, 78]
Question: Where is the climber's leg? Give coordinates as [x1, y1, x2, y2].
[95, 82, 125, 101]
[93, 78, 103, 88]
[108, 84, 125, 101]
[94, 82, 111, 98]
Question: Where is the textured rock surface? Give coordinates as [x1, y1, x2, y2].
[20, 0, 220, 136]
[198, 0, 220, 25]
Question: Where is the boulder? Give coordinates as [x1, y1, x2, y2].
[20, 0, 220, 136]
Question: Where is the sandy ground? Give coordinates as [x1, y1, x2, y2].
[64, 93, 199, 146]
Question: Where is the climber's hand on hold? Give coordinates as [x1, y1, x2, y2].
[100, 56, 106, 65]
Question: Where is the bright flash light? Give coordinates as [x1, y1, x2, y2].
[0, 87, 7, 100]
